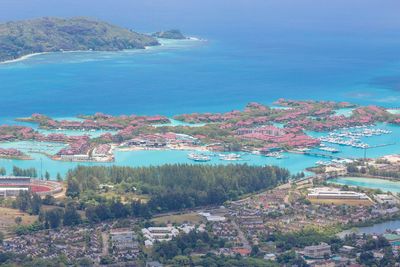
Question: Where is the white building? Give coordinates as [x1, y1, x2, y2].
[142, 224, 202, 247]
[308, 187, 369, 200]
[142, 226, 180, 247]
[110, 229, 137, 250]
[375, 194, 399, 205]
[0, 187, 29, 197]
[264, 253, 276, 261]
[198, 212, 226, 222]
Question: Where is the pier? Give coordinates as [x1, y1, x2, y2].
[363, 142, 396, 159]
[303, 151, 349, 160]
[290, 150, 351, 160]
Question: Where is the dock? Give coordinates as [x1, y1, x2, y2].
[290, 150, 350, 160]
[303, 151, 349, 160]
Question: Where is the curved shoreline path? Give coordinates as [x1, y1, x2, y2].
[0, 38, 203, 66]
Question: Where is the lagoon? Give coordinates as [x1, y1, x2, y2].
[0, 32, 400, 179]
[0, 118, 399, 178]
[0, 148, 318, 177]
[338, 220, 400, 237]
[328, 177, 400, 193]
[357, 220, 400, 235]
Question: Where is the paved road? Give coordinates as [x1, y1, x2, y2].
[231, 219, 251, 250]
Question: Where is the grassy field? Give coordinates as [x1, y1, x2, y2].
[309, 198, 374, 206]
[152, 212, 205, 225]
[0, 207, 37, 236]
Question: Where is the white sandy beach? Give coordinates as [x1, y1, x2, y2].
[0, 52, 49, 64]
[0, 38, 203, 65]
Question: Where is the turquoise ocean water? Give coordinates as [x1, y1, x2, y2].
[329, 177, 400, 193]
[0, 37, 400, 180]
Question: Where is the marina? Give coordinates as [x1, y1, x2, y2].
[1, 2, 400, 266]
[0, 120, 398, 178]
[318, 126, 392, 149]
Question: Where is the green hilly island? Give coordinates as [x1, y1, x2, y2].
[0, 17, 160, 62]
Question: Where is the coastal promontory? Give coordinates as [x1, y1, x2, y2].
[152, 29, 186, 39]
[0, 17, 160, 62]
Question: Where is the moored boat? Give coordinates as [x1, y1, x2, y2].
[219, 153, 242, 161]
[188, 152, 211, 162]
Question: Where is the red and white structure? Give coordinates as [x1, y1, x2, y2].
[0, 176, 62, 197]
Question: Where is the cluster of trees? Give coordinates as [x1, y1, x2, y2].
[150, 231, 278, 266]
[368, 167, 400, 179]
[361, 235, 390, 251]
[12, 166, 37, 177]
[358, 247, 396, 267]
[276, 250, 308, 267]
[14, 191, 42, 215]
[152, 230, 224, 262]
[266, 229, 331, 251]
[39, 203, 82, 229]
[66, 164, 290, 214]
[187, 254, 278, 267]
[0, 166, 58, 180]
[14, 199, 81, 234]
[0, 251, 92, 266]
[346, 162, 400, 179]
[85, 199, 136, 223]
[357, 236, 396, 266]
[14, 221, 44, 236]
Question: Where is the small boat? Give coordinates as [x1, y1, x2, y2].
[265, 152, 284, 159]
[318, 146, 340, 153]
[316, 160, 330, 166]
[188, 153, 211, 162]
[219, 153, 241, 161]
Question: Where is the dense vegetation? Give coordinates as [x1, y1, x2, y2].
[13, 191, 82, 234]
[0, 17, 159, 62]
[152, 230, 224, 262]
[12, 166, 37, 177]
[164, 254, 278, 267]
[346, 160, 400, 179]
[152, 29, 186, 39]
[14, 191, 42, 214]
[66, 164, 290, 213]
[151, 230, 278, 267]
[0, 251, 94, 267]
[266, 228, 335, 251]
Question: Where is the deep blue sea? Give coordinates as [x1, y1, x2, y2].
[1, 32, 400, 118]
[1, 23, 400, 179]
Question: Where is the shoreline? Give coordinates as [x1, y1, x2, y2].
[330, 174, 400, 183]
[0, 52, 49, 64]
[0, 155, 33, 161]
[0, 37, 203, 65]
[116, 145, 211, 153]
